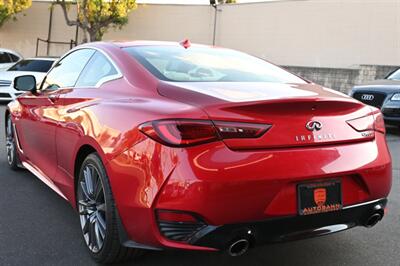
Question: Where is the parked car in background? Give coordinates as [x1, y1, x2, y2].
[0, 49, 22, 71]
[6, 42, 391, 263]
[0, 57, 57, 101]
[350, 67, 400, 126]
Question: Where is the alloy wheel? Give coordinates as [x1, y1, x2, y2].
[6, 116, 15, 166]
[78, 164, 107, 253]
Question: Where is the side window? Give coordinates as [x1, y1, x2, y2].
[9, 53, 20, 62]
[75, 51, 119, 87]
[42, 49, 95, 90]
[0, 52, 11, 63]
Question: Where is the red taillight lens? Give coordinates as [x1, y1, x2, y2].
[373, 111, 386, 134]
[213, 121, 271, 139]
[139, 120, 218, 147]
[139, 119, 271, 147]
[346, 111, 385, 134]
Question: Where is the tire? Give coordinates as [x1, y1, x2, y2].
[76, 153, 142, 264]
[5, 114, 21, 171]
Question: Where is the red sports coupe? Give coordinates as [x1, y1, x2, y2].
[5, 41, 392, 263]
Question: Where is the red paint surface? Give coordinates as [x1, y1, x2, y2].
[7, 41, 392, 250]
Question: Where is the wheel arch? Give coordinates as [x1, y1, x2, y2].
[70, 132, 124, 208]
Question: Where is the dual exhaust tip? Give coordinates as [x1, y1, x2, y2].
[227, 239, 251, 257]
[364, 204, 384, 228]
[364, 212, 383, 228]
[226, 209, 384, 257]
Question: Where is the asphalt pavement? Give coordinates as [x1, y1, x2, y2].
[0, 104, 399, 266]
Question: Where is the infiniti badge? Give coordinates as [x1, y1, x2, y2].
[306, 121, 322, 131]
[361, 94, 374, 101]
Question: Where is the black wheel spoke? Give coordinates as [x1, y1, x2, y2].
[82, 218, 90, 234]
[94, 179, 103, 201]
[88, 219, 95, 249]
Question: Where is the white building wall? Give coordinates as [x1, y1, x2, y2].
[217, 0, 400, 67]
[0, 1, 399, 68]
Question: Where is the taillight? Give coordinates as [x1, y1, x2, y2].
[213, 121, 271, 139]
[373, 111, 386, 134]
[139, 119, 271, 147]
[346, 111, 385, 134]
[139, 120, 218, 147]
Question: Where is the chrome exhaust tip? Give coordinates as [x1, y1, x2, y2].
[227, 239, 250, 257]
[364, 213, 382, 228]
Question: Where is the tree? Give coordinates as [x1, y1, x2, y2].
[0, 0, 31, 27]
[55, 0, 137, 43]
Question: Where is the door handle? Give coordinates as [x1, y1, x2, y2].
[48, 94, 60, 103]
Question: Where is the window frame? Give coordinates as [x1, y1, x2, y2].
[40, 47, 123, 91]
[8, 53, 21, 62]
[74, 51, 121, 89]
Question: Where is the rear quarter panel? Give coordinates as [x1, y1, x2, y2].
[54, 80, 209, 206]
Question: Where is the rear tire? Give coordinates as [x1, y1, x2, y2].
[5, 114, 20, 171]
[76, 153, 142, 264]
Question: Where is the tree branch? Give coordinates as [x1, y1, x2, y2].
[55, 0, 79, 27]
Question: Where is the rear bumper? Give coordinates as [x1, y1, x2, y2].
[107, 132, 392, 250]
[190, 198, 387, 250]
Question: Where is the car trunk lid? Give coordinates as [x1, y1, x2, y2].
[158, 82, 375, 149]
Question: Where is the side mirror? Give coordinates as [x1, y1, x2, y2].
[14, 75, 37, 92]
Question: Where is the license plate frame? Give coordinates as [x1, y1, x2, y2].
[297, 180, 342, 216]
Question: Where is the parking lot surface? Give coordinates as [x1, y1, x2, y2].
[0, 104, 399, 266]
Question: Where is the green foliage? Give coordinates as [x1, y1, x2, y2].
[0, 0, 31, 27]
[56, 0, 137, 42]
[218, 0, 236, 3]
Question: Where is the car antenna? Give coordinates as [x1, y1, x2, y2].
[179, 39, 191, 49]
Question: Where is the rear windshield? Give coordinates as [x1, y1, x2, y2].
[124, 46, 305, 83]
[387, 69, 400, 80]
[8, 59, 54, 73]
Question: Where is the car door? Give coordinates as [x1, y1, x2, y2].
[54, 51, 122, 191]
[15, 49, 96, 181]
